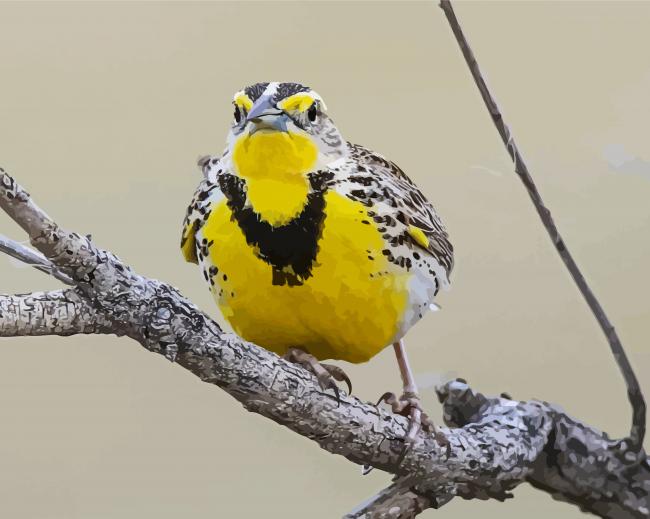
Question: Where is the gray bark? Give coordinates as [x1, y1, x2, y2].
[1, 167, 649, 518]
[0, 289, 103, 336]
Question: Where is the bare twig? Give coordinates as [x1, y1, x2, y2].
[439, 0, 646, 451]
[344, 477, 433, 519]
[0, 234, 74, 285]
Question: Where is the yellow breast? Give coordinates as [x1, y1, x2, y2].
[201, 191, 410, 363]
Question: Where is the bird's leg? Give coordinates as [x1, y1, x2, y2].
[377, 340, 447, 445]
[283, 347, 352, 402]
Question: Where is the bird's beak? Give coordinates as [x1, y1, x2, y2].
[246, 94, 289, 134]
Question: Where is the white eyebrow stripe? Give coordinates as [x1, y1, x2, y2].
[262, 82, 279, 98]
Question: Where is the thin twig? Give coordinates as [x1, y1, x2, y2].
[0, 234, 74, 285]
[344, 476, 433, 519]
[439, 0, 646, 451]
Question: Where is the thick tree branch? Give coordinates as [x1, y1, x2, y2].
[350, 382, 650, 518]
[0, 171, 116, 296]
[439, 0, 646, 451]
[1, 166, 648, 518]
[0, 289, 106, 336]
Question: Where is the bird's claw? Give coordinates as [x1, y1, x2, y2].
[377, 391, 447, 446]
[284, 348, 352, 404]
[316, 370, 341, 403]
[320, 363, 352, 395]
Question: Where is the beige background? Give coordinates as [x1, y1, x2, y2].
[0, 1, 649, 517]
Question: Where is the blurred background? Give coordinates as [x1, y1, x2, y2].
[0, 1, 648, 517]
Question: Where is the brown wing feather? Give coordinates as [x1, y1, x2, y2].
[346, 143, 454, 276]
[180, 156, 223, 265]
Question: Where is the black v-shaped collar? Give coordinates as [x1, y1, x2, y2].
[217, 171, 333, 286]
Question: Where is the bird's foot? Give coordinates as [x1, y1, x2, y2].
[377, 391, 447, 446]
[284, 348, 352, 403]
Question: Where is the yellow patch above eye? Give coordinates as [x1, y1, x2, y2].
[278, 93, 315, 113]
[233, 93, 253, 111]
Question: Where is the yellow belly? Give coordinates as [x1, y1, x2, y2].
[201, 191, 410, 363]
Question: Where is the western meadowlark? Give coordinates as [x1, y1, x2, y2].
[181, 82, 453, 441]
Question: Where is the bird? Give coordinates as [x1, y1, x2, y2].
[180, 82, 453, 442]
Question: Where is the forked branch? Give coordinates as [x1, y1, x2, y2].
[439, 0, 646, 451]
[0, 166, 648, 519]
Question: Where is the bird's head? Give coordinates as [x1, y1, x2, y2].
[224, 82, 347, 181]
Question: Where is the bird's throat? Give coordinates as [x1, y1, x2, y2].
[232, 131, 318, 226]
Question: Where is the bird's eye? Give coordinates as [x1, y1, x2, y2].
[307, 104, 317, 122]
[234, 105, 242, 124]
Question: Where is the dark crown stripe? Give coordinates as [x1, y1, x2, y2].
[274, 82, 311, 102]
[243, 82, 270, 102]
[240, 82, 312, 107]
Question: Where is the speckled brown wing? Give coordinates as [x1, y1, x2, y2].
[333, 143, 454, 283]
[180, 157, 224, 265]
